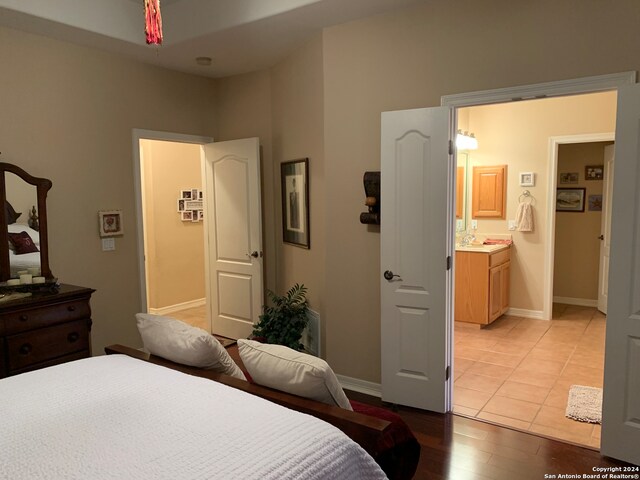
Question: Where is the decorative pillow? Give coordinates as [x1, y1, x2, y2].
[8, 224, 40, 246]
[7, 231, 39, 255]
[135, 313, 245, 380]
[5, 201, 21, 224]
[237, 339, 353, 410]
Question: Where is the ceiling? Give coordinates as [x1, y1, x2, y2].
[0, 0, 425, 78]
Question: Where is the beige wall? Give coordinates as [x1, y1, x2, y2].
[321, 0, 639, 383]
[461, 93, 616, 313]
[553, 142, 610, 301]
[5, 172, 36, 220]
[0, 26, 216, 355]
[140, 139, 205, 310]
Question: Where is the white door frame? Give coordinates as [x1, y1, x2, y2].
[441, 72, 635, 414]
[545, 133, 614, 319]
[131, 129, 213, 313]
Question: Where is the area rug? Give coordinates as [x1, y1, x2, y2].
[565, 385, 602, 424]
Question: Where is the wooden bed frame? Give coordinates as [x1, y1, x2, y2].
[105, 344, 391, 457]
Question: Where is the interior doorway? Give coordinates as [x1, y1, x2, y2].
[450, 94, 615, 448]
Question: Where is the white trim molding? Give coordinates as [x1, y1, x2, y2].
[148, 298, 206, 316]
[336, 374, 382, 398]
[506, 307, 546, 320]
[442, 71, 636, 107]
[553, 296, 598, 308]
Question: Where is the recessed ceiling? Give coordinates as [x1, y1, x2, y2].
[0, 0, 426, 78]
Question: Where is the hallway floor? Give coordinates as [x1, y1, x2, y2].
[169, 305, 208, 331]
[453, 304, 605, 449]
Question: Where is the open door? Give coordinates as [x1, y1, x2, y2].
[380, 107, 453, 412]
[601, 84, 640, 465]
[597, 144, 614, 314]
[202, 138, 263, 339]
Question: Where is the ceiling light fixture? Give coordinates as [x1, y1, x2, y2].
[456, 130, 478, 150]
[195, 56, 213, 66]
[144, 0, 163, 45]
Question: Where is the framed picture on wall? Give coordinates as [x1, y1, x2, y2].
[556, 188, 586, 212]
[519, 172, 535, 187]
[98, 210, 124, 237]
[589, 194, 603, 211]
[559, 172, 579, 184]
[281, 158, 310, 248]
[585, 165, 604, 180]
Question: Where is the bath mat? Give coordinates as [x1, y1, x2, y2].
[565, 385, 602, 424]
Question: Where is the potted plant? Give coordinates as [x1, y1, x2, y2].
[251, 283, 309, 350]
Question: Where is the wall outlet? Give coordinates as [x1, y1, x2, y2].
[102, 237, 115, 251]
[471, 219, 478, 230]
[508, 220, 516, 231]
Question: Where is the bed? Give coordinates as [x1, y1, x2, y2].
[7, 223, 41, 277]
[0, 352, 389, 479]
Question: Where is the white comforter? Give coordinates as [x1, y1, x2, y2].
[0, 355, 387, 480]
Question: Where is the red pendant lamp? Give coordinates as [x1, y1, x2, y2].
[144, 0, 163, 45]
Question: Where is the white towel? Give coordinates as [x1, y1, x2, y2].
[515, 202, 533, 232]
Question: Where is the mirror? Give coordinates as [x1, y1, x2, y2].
[456, 152, 468, 233]
[0, 162, 52, 283]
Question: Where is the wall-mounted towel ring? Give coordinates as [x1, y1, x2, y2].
[518, 190, 535, 205]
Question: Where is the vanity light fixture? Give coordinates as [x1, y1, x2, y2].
[456, 130, 478, 150]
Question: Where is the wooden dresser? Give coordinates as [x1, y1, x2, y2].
[0, 284, 95, 378]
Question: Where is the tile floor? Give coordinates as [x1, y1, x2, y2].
[453, 304, 605, 449]
[169, 305, 208, 331]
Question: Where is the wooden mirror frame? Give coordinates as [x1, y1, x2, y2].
[0, 162, 53, 282]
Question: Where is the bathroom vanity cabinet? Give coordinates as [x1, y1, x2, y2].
[455, 245, 510, 325]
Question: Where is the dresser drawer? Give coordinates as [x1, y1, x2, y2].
[489, 248, 510, 268]
[7, 319, 90, 371]
[3, 299, 90, 335]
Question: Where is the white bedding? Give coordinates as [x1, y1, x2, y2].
[9, 250, 40, 277]
[0, 355, 387, 480]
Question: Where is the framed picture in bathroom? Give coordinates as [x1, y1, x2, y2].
[519, 172, 535, 187]
[556, 188, 585, 212]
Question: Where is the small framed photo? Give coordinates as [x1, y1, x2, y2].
[198, 191, 204, 200]
[177, 199, 185, 212]
[198, 210, 204, 221]
[191, 210, 199, 223]
[281, 158, 310, 248]
[181, 210, 193, 221]
[98, 210, 123, 237]
[519, 172, 535, 187]
[588, 194, 603, 211]
[556, 188, 586, 212]
[559, 172, 579, 184]
[585, 165, 604, 180]
[191, 188, 199, 200]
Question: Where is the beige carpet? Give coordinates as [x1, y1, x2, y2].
[566, 385, 602, 424]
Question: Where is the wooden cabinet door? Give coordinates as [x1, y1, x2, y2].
[472, 165, 507, 218]
[501, 262, 510, 315]
[489, 266, 502, 321]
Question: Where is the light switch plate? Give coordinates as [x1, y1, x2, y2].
[102, 237, 115, 251]
[508, 220, 516, 231]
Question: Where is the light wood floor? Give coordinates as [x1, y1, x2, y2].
[453, 304, 605, 449]
[169, 305, 208, 331]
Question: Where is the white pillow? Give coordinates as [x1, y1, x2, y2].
[8, 223, 40, 246]
[135, 313, 245, 380]
[237, 339, 352, 410]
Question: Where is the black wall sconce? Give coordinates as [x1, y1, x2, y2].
[360, 171, 380, 225]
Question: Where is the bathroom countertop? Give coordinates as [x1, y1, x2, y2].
[455, 243, 510, 253]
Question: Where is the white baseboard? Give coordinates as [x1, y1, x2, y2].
[336, 374, 382, 398]
[149, 298, 206, 316]
[553, 296, 598, 307]
[506, 307, 545, 320]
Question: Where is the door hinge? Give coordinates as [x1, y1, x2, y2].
[445, 365, 451, 381]
[446, 255, 452, 270]
[448, 140, 454, 155]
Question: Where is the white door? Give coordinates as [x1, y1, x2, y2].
[202, 138, 263, 339]
[597, 144, 614, 314]
[600, 84, 640, 466]
[380, 107, 453, 412]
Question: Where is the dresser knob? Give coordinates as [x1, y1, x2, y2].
[19, 343, 32, 356]
[19, 314, 28, 322]
[67, 305, 76, 312]
[67, 332, 80, 343]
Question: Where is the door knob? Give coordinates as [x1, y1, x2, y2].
[598, 234, 604, 240]
[247, 251, 260, 258]
[384, 270, 402, 281]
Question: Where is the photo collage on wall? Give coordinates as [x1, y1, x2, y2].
[177, 188, 204, 222]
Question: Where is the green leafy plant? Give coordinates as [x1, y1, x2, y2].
[251, 283, 309, 350]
